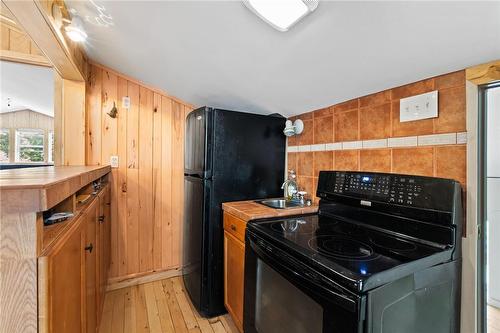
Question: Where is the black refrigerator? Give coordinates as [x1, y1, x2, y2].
[183, 107, 286, 317]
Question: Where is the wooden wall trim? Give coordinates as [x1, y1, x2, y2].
[3, 0, 86, 81]
[466, 59, 500, 85]
[89, 61, 196, 109]
[0, 49, 51, 67]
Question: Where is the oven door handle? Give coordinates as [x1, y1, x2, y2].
[249, 237, 360, 313]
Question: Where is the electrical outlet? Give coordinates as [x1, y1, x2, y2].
[110, 155, 119, 168]
[400, 90, 438, 122]
[122, 96, 130, 109]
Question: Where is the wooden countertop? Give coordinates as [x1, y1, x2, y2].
[0, 165, 111, 212]
[222, 199, 318, 222]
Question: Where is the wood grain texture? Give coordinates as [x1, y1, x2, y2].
[62, 79, 86, 165]
[0, 165, 110, 212]
[85, 63, 194, 280]
[0, 21, 50, 66]
[87, 65, 103, 165]
[99, 276, 239, 333]
[223, 231, 245, 333]
[221, 200, 318, 222]
[466, 59, 500, 85]
[0, 212, 38, 333]
[2, 0, 87, 80]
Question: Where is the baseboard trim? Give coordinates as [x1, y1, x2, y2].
[106, 268, 183, 291]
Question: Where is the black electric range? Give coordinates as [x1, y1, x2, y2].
[244, 171, 463, 333]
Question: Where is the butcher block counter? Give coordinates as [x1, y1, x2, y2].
[221, 199, 318, 332]
[222, 199, 318, 222]
[0, 165, 111, 333]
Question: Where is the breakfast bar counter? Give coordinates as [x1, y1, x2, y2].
[0, 165, 111, 333]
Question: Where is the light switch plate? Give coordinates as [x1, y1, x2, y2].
[110, 155, 119, 168]
[122, 96, 130, 109]
[400, 90, 438, 122]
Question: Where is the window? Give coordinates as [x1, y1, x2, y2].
[15, 129, 45, 163]
[0, 129, 9, 162]
[48, 131, 54, 164]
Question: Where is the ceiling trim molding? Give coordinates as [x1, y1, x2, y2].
[0, 49, 51, 67]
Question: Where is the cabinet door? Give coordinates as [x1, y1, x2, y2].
[85, 200, 98, 333]
[41, 217, 84, 333]
[97, 185, 111, 321]
[224, 230, 245, 332]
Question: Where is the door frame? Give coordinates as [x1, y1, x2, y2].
[478, 82, 500, 333]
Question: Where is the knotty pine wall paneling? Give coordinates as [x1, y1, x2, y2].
[86, 63, 193, 281]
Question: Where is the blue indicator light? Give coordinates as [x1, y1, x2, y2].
[362, 176, 370, 182]
[360, 266, 368, 275]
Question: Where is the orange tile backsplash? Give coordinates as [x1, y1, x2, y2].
[359, 103, 391, 140]
[334, 110, 359, 142]
[288, 70, 467, 200]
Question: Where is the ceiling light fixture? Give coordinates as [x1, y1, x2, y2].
[243, 0, 319, 32]
[64, 16, 88, 42]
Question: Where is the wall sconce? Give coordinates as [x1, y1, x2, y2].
[283, 119, 304, 137]
[52, 4, 88, 42]
[64, 16, 88, 42]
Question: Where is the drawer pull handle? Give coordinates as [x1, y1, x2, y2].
[85, 243, 93, 253]
[98, 215, 105, 223]
[231, 224, 236, 231]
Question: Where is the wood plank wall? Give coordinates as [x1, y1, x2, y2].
[86, 63, 193, 280]
[0, 21, 50, 67]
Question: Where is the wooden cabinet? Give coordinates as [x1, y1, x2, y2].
[39, 216, 85, 333]
[223, 212, 246, 333]
[38, 183, 111, 333]
[97, 185, 111, 323]
[85, 198, 98, 333]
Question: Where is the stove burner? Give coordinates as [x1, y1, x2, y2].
[270, 219, 315, 234]
[309, 236, 375, 259]
[369, 234, 417, 252]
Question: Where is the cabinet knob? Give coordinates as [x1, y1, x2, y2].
[231, 224, 236, 231]
[85, 243, 93, 253]
[98, 215, 105, 223]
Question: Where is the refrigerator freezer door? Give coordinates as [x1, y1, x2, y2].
[183, 176, 208, 312]
[185, 107, 213, 177]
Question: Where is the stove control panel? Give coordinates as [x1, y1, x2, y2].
[318, 171, 457, 211]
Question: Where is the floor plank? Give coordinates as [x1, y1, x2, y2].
[489, 305, 500, 333]
[111, 289, 126, 333]
[100, 276, 237, 333]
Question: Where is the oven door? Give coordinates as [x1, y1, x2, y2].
[244, 230, 365, 333]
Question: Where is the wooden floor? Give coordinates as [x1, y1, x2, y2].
[489, 305, 500, 333]
[99, 276, 239, 333]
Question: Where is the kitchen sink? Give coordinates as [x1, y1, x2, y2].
[255, 198, 303, 209]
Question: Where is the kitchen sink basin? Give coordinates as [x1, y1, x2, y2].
[255, 198, 303, 209]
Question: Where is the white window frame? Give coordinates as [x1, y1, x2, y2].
[0, 128, 9, 163]
[48, 131, 54, 164]
[15, 129, 45, 163]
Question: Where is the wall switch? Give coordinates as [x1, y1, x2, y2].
[400, 90, 438, 122]
[122, 96, 130, 109]
[110, 155, 119, 168]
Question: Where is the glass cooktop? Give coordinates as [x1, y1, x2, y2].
[248, 214, 442, 280]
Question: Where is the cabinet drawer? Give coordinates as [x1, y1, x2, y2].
[223, 212, 246, 243]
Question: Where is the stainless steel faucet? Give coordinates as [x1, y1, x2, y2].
[281, 170, 298, 201]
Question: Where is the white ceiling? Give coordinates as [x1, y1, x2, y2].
[0, 61, 54, 116]
[70, 1, 500, 117]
